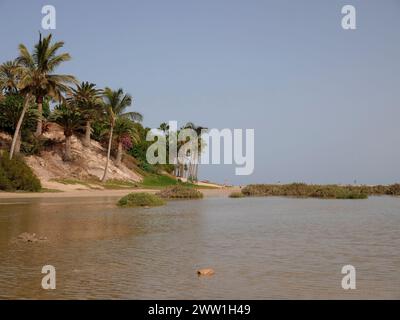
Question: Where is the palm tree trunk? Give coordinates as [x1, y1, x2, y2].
[35, 98, 43, 137]
[115, 140, 123, 167]
[193, 151, 199, 181]
[194, 163, 199, 181]
[188, 162, 193, 180]
[9, 93, 31, 160]
[83, 120, 91, 147]
[15, 131, 22, 155]
[64, 134, 72, 161]
[101, 125, 114, 182]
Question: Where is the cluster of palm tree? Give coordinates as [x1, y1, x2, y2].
[158, 122, 207, 181]
[180, 122, 207, 181]
[0, 34, 142, 181]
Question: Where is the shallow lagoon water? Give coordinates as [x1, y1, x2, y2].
[0, 195, 399, 299]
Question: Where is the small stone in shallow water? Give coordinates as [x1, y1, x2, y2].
[16, 233, 48, 243]
[197, 268, 215, 276]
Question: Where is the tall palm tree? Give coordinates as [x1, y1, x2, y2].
[113, 117, 140, 167]
[17, 33, 77, 137]
[8, 34, 77, 159]
[101, 88, 142, 182]
[70, 82, 103, 147]
[0, 60, 22, 153]
[1, 60, 33, 160]
[50, 103, 82, 161]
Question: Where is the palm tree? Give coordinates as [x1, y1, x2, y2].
[70, 82, 103, 147]
[17, 33, 77, 137]
[0, 60, 23, 154]
[182, 122, 207, 181]
[8, 34, 77, 159]
[101, 88, 142, 182]
[1, 60, 34, 160]
[113, 117, 140, 167]
[193, 125, 207, 181]
[50, 103, 82, 161]
[8, 94, 33, 159]
[159, 122, 169, 133]
[0, 60, 20, 94]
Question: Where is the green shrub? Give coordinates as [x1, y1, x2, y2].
[0, 94, 38, 135]
[20, 135, 59, 156]
[139, 162, 159, 174]
[386, 184, 400, 196]
[310, 186, 368, 199]
[340, 192, 368, 199]
[117, 192, 165, 207]
[229, 191, 245, 198]
[0, 151, 41, 192]
[157, 185, 203, 199]
[0, 169, 13, 191]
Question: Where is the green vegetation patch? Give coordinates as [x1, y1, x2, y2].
[140, 174, 217, 190]
[102, 179, 138, 189]
[241, 183, 370, 199]
[0, 151, 41, 192]
[52, 178, 138, 190]
[141, 174, 178, 188]
[157, 185, 204, 199]
[117, 192, 166, 207]
[40, 188, 63, 193]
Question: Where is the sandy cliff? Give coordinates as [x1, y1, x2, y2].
[1, 123, 142, 190]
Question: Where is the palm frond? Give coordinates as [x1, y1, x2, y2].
[120, 111, 143, 122]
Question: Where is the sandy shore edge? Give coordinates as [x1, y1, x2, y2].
[0, 187, 241, 200]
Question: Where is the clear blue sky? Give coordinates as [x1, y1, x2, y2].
[1, 0, 399, 184]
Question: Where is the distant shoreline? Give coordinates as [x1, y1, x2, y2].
[2, 182, 400, 201]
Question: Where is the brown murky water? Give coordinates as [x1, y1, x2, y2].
[0, 195, 399, 299]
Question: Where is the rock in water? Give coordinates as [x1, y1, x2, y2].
[197, 268, 215, 276]
[17, 232, 37, 242]
[16, 233, 47, 243]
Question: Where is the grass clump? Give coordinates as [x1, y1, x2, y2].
[229, 191, 245, 198]
[0, 151, 41, 192]
[117, 192, 166, 207]
[157, 185, 204, 199]
[103, 179, 138, 189]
